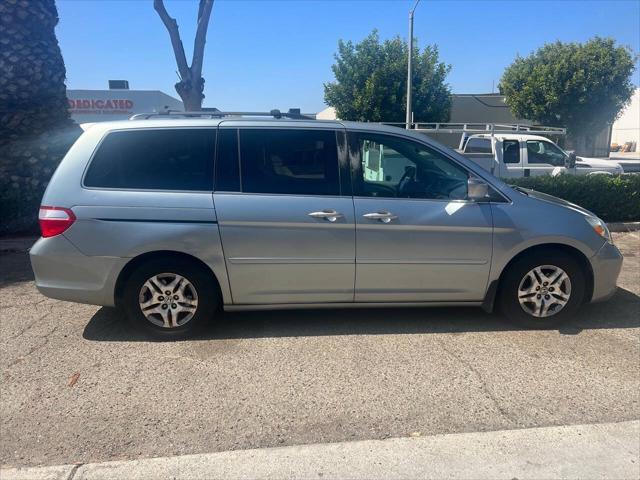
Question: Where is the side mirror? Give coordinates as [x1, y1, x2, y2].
[566, 151, 577, 169]
[468, 177, 489, 201]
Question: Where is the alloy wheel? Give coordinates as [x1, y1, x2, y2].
[138, 272, 199, 328]
[517, 265, 572, 318]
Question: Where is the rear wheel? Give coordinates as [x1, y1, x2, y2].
[122, 258, 219, 340]
[498, 250, 586, 328]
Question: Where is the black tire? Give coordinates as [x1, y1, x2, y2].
[121, 257, 219, 340]
[498, 249, 586, 329]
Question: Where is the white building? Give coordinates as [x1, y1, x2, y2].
[610, 88, 639, 152]
[67, 84, 183, 124]
[316, 106, 337, 120]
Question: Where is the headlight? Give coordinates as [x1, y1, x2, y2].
[585, 216, 612, 243]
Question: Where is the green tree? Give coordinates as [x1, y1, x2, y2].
[500, 37, 636, 155]
[324, 30, 451, 123]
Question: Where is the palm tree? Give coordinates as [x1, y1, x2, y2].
[0, 0, 75, 138]
[0, 0, 80, 234]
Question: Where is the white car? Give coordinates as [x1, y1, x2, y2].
[572, 155, 626, 175]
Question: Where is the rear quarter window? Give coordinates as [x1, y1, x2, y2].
[464, 138, 492, 154]
[84, 129, 215, 191]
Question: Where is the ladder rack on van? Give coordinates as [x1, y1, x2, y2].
[129, 108, 316, 121]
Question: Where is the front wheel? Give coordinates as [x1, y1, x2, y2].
[121, 258, 219, 340]
[498, 251, 586, 328]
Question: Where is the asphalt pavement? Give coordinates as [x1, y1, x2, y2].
[1, 232, 638, 469]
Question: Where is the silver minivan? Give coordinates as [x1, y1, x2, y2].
[30, 115, 623, 339]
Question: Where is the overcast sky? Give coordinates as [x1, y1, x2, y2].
[57, 0, 640, 112]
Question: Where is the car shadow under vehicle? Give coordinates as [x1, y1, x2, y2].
[82, 288, 640, 342]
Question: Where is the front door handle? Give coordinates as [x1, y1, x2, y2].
[363, 211, 398, 223]
[308, 209, 344, 222]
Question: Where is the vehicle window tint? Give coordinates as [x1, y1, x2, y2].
[503, 140, 520, 164]
[85, 129, 215, 190]
[465, 138, 492, 153]
[239, 129, 340, 195]
[354, 133, 468, 200]
[215, 128, 240, 192]
[526, 140, 566, 166]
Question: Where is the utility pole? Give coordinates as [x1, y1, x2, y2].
[405, 0, 421, 129]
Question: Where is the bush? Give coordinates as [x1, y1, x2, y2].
[507, 175, 640, 222]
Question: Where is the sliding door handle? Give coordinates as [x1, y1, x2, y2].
[308, 210, 344, 222]
[363, 211, 398, 223]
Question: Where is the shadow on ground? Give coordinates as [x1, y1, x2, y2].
[0, 253, 35, 286]
[83, 288, 640, 342]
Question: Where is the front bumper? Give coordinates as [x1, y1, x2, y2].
[590, 241, 623, 302]
[29, 235, 126, 307]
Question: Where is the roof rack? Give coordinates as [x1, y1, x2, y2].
[382, 122, 566, 136]
[381, 122, 566, 149]
[129, 108, 316, 121]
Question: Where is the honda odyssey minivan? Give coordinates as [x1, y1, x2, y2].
[30, 113, 623, 339]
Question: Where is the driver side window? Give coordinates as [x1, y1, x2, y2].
[526, 140, 566, 166]
[353, 133, 469, 200]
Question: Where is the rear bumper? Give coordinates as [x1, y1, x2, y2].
[590, 241, 623, 302]
[29, 235, 126, 307]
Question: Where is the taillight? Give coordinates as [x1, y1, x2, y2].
[39, 206, 76, 238]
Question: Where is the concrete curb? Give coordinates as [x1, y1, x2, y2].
[2, 421, 639, 480]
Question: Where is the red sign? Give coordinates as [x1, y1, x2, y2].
[69, 99, 134, 114]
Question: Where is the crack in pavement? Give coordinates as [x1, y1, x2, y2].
[5, 303, 56, 341]
[434, 337, 518, 426]
[7, 323, 61, 367]
[0, 291, 49, 309]
[0, 298, 46, 311]
[66, 462, 83, 480]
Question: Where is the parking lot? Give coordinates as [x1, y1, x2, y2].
[0, 232, 638, 469]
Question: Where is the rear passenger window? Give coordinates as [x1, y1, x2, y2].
[503, 140, 520, 164]
[84, 129, 215, 191]
[239, 129, 340, 196]
[465, 138, 492, 153]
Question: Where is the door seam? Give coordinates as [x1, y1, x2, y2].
[211, 194, 235, 305]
